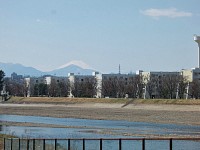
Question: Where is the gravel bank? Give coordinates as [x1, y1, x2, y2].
[0, 103, 200, 126]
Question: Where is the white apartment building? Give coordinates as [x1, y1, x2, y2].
[24, 76, 67, 97]
[181, 68, 200, 82]
[24, 77, 45, 97]
[45, 76, 67, 85]
[139, 71, 180, 99]
[68, 72, 137, 98]
[96, 73, 137, 98]
[140, 71, 180, 83]
[68, 73, 97, 97]
[23, 68, 200, 98]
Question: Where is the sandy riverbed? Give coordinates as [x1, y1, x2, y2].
[1, 102, 200, 148]
[0, 103, 200, 126]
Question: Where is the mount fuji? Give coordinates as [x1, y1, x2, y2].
[47, 60, 96, 76]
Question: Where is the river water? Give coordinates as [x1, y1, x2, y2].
[1, 115, 200, 150]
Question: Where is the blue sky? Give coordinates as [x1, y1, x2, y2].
[0, 0, 200, 73]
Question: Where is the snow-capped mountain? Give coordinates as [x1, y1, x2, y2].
[57, 60, 94, 70]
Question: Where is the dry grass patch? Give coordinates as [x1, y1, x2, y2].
[8, 97, 129, 104]
[132, 99, 200, 105]
[5, 97, 200, 105]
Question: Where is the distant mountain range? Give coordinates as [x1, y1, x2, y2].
[0, 62, 97, 77]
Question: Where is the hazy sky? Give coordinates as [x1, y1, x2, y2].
[0, 0, 200, 73]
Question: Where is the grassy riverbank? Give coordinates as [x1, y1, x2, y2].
[4, 96, 200, 105]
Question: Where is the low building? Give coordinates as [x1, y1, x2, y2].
[68, 73, 97, 98]
[11, 72, 23, 84]
[181, 68, 200, 82]
[24, 77, 45, 97]
[24, 76, 68, 97]
[96, 73, 137, 98]
[140, 71, 180, 99]
[45, 76, 67, 85]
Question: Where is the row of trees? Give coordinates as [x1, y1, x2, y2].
[101, 76, 143, 98]
[1, 69, 200, 99]
[30, 81, 69, 97]
[0, 70, 5, 92]
[143, 75, 200, 99]
[71, 78, 97, 98]
[145, 75, 187, 99]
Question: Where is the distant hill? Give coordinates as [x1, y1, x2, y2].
[0, 62, 96, 77]
[0, 62, 44, 77]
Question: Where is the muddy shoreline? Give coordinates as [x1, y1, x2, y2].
[0, 103, 200, 126]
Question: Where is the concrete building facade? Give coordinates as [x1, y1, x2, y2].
[24, 76, 68, 97]
[140, 71, 180, 99]
[22, 68, 200, 99]
[96, 73, 137, 98]
[181, 68, 200, 82]
[68, 72, 97, 98]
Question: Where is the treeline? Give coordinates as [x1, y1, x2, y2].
[1, 69, 200, 99]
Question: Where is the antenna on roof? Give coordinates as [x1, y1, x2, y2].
[119, 64, 121, 74]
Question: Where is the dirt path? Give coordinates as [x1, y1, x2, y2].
[0, 103, 200, 126]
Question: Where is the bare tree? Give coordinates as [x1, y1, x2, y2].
[103, 76, 130, 98]
[145, 78, 158, 99]
[124, 77, 137, 98]
[116, 77, 126, 98]
[57, 81, 69, 97]
[125, 76, 143, 98]
[135, 75, 144, 98]
[177, 76, 188, 99]
[71, 77, 97, 98]
[4, 78, 25, 97]
[101, 75, 143, 98]
[0, 70, 5, 91]
[189, 79, 200, 99]
[48, 79, 59, 97]
[101, 77, 119, 98]
[156, 74, 179, 99]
